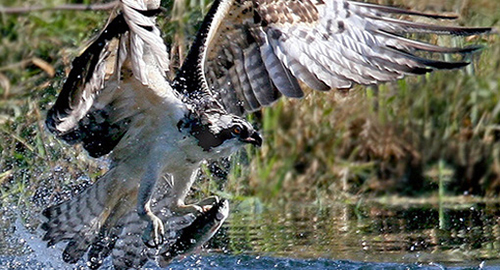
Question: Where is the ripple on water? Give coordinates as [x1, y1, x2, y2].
[2, 202, 500, 269]
[0, 254, 497, 270]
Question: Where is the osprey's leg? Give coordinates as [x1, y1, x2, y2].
[137, 161, 165, 247]
[169, 169, 220, 215]
[171, 196, 220, 215]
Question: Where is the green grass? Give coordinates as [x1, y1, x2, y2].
[0, 0, 499, 214]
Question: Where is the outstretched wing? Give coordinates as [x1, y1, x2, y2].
[45, 0, 170, 157]
[173, 0, 492, 115]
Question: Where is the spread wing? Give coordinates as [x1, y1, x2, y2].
[173, 0, 492, 115]
[45, 0, 170, 157]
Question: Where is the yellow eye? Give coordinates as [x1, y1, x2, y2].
[233, 126, 242, 135]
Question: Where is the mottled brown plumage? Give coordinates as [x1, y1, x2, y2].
[191, 0, 491, 115]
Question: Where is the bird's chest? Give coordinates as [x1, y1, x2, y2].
[151, 120, 216, 174]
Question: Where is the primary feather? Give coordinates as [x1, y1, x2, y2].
[174, 0, 491, 115]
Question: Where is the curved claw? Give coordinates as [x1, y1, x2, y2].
[142, 214, 165, 248]
[170, 196, 220, 216]
[141, 197, 222, 249]
[143, 233, 165, 248]
[143, 212, 198, 248]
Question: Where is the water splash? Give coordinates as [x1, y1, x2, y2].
[1, 203, 500, 270]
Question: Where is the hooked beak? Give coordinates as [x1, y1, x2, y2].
[241, 131, 263, 147]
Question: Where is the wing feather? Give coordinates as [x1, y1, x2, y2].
[261, 31, 303, 98]
[231, 44, 262, 108]
[46, 14, 130, 157]
[46, 0, 171, 157]
[239, 46, 264, 109]
[174, 0, 492, 115]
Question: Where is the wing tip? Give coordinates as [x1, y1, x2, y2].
[453, 26, 495, 36]
[456, 45, 485, 54]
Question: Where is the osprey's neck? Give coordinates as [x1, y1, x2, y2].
[177, 105, 234, 153]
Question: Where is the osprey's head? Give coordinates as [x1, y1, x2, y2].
[185, 110, 262, 153]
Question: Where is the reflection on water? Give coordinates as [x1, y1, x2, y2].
[2, 200, 500, 269]
[216, 200, 500, 267]
[2, 254, 499, 270]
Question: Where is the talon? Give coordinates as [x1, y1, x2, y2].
[198, 196, 219, 209]
[171, 204, 203, 216]
[143, 232, 165, 248]
[202, 204, 213, 212]
[142, 214, 165, 248]
[171, 196, 220, 216]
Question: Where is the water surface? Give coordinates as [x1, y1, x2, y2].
[2, 199, 500, 269]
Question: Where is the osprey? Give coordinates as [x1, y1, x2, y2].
[41, 0, 492, 268]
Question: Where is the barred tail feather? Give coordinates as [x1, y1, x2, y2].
[40, 168, 134, 265]
[41, 178, 106, 262]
